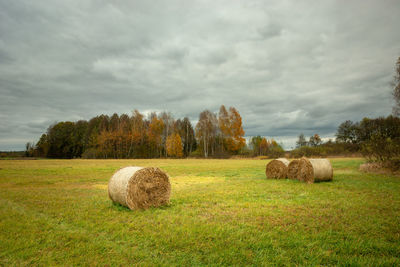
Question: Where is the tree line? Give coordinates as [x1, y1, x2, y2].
[290, 115, 400, 169]
[27, 105, 246, 159]
[249, 136, 285, 158]
[335, 116, 400, 164]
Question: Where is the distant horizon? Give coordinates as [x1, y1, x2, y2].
[0, 106, 389, 151]
[1, 108, 339, 151]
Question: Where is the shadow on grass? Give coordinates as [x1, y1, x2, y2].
[285, 178, 337, 184]
[110, 202, 131, 212]
[109, 201, 173, 212]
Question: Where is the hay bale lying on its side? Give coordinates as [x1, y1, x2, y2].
[298, 158, 333, 183]
[287, 159, 300, 179]
[108, 166, 171, 210]
[265, 158, 290, 179]
[359, 162, 382, 172]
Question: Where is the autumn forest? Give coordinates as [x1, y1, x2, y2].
[28, 105, 282, 159]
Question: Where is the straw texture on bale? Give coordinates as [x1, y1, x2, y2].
[265, 158, 290, 179]
[359, 162, 382, 172]
[108, 166, 171, 210]
[287, 159, 300, 180]
[298, 158, 333, 183]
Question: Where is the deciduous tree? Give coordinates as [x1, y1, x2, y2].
[196, 110, 217, 158]
[309, 134, 322, 147]
[166, 133, 183, 157]
[296, 133, 307, 148]
[35, 134, 49, 157]
[46, 121, 76, 158]
[393, 56, 400, 116]
[228, 107, 245, 153]
[148, 116, 164, 157]
[336, 121, 359, 144]
[175, 117, 196, 157]
[259, 137, 269, 155]
[250, 136, 262, 156]
[160, 112, 175, 156]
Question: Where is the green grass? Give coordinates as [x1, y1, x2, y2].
[0, 158, 399, 266]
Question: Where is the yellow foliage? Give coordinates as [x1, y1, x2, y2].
[166, 133, 183, 158]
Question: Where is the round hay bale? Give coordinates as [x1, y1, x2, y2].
[108, 166, 171, 210]
[265, 158, 290, 179]
[298, 158, 333, 183]
[359, 162, 382, 172]
[287, 159, 300, 180]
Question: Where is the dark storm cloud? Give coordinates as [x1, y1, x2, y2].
[0, 0, 399, 150]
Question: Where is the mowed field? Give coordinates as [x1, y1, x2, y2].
[0, 158, 399, 266]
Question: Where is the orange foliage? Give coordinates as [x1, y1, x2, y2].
[227, 107, 246, 153]
[166, 133, 183, 158]
[148, 117, 164, 147]
[259, 137, 269, 155]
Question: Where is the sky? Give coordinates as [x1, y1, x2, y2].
[0, 0, 399, 151]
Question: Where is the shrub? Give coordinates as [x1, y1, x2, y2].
[268, 144, 285, 158]
[82, 148, 100, 159]
[359, 116, 400, 170]
[189, 148, 203, 158]
[291, 146, 322, 158]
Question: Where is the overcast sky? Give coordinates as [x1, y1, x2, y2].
[0, 0, 399, 150]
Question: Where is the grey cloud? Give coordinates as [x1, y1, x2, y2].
[258, 23, 282, 39]
[0, 0, 399, 150]
[0, 49, 13, 64]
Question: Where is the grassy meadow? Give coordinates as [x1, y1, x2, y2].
[0, 158, 399, 266]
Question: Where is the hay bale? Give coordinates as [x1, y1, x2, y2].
[359, 162, 382, 172]
[265, 158, 290, 179]
[298, 158, 333, 183]
[287, 159, 300, 180]
[108, 166, 171, 210]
